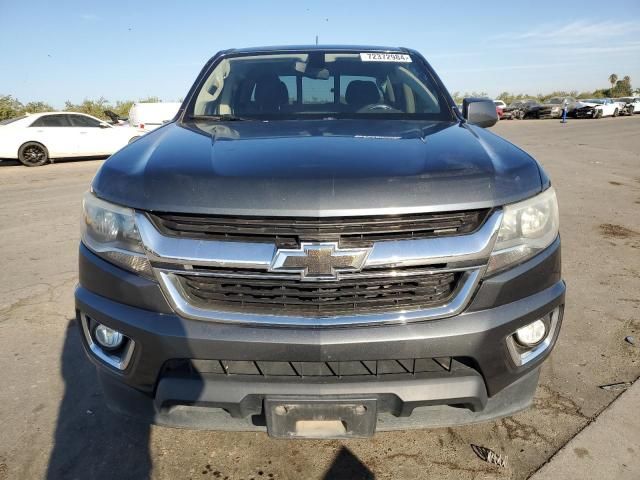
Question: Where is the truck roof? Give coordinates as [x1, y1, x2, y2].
[226, 44, 408, 54]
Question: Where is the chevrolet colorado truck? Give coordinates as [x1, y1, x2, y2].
[76, 45, 564, 439]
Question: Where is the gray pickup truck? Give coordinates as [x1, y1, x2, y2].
[76, 45, 564, 439]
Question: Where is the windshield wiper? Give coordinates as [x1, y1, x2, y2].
[188, 114, 251, 122]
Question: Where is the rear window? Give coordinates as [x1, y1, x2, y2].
[301, 76, 334, 104]
[68, 114, 102, 127]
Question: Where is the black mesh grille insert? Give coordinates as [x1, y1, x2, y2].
[176, 270, 459, 316]
[163, 357, 456, 379]
[148, 210, 491, 248]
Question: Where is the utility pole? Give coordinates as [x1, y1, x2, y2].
[315, 35, 318, 45]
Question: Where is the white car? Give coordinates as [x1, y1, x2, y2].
[574, 98, 620, 119]
[615, 97, 640, 115]
[493, 100, 507, 109]
[0, 112, 142, 166]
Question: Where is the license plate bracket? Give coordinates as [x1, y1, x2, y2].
[264, 397, 377, 439]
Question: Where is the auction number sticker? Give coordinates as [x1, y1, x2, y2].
[360, 53, 412, 62]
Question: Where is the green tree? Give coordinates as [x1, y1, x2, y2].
[538, 91, 576, 102]
[450, 91, 489, 104]
[112, 100, 135, 119]
[64, 97, 111, 119]
[608, 73, 618, 91]
[612, 79, 632, 97]
[22, 101, 53, 114]
[496, 92, 533, 105]
[0, 95, 24, 120]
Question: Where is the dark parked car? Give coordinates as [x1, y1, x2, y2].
[502, 99, 543, 119]
[538, 97, 576, 119]
[76, 45, 564, 438]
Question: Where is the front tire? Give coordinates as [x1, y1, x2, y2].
[613, 108, 619, 117]
[18, 142, 49, 167]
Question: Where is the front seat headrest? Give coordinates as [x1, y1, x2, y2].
[345, 80, 381, 109]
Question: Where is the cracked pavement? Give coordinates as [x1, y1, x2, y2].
[0, 117, 639, 480]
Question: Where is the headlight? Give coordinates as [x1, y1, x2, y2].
[81, 192, 154, 279]
[486, 187, 559, 274]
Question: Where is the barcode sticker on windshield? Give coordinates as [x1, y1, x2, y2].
[360, 53, 412, 62]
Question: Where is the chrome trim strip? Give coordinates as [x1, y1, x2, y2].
[136, 212, 276, 269]
[367, 211, 502, 267]
[136, 210, 502, 270]
[155, 268, 483, 327]
[157, 264, 475, 281]
[79, 313, 135, 370]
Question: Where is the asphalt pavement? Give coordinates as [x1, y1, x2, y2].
[0, 116, 639, 480]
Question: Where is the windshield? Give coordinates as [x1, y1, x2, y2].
[188, 51, 453, 121]
[584, 99, 603, 104]
[547, 98, 562, 104]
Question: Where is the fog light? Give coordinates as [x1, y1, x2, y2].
[515, 319, 547, 346]
[94, 324, 124, 350]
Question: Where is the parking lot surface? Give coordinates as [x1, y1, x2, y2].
[0, 117, 639, 480]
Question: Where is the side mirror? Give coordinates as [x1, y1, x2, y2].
[98, 122, 110, 128]
[462, 98, 498, 128]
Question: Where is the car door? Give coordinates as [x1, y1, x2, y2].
[70, 114, 134, 155]
[603, 99, 616, 116]
[27, 114, 77, 157]
[67, 114, 112, 155]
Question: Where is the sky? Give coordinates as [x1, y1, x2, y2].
[2, 0, 640, 108]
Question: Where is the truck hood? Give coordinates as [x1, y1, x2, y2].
[575, 101, 601, 108]
[93, 119, 543, 216]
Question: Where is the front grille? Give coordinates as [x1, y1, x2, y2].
[176, 269, 459, 316]
[163, 357, 458, 379]
[148, 209, 490, 248]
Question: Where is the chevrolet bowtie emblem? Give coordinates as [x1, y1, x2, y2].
[269, 242, 371, 280]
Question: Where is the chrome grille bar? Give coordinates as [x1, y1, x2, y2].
[136, 210, 502, 270]
[134, 209, 501, 327]
[156, 268, 483, 327]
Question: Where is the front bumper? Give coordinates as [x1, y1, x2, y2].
[537, 108, 558, 119]
[575, 107, 598, 118]
[75, 236, 564, 433]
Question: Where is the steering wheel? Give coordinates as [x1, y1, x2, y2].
[357, 103, 402, 113]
